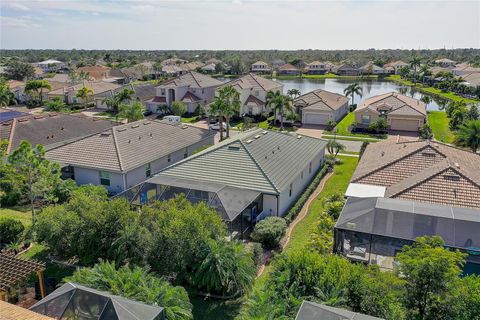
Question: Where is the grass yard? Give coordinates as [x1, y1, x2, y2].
[181, 116, 200, 124]
[327, 112, 386, 139]
[427, 111, 456, 144]
[0, 205, 32, 226]
[21, 244, 76, 282]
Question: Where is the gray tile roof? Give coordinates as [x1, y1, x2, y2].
[158, 71, 223, 89]
[2, 113, 116, 153]
[46, 120, 214, 173]
[151, 128, 327, 194]
[94, 83, 156, 101]
[220, 73, 283, 92]
[294, 89, 349, 112]
[295, 301, 384, 320]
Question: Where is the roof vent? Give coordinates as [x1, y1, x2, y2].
[228, 145, 240, 151]
[128, 139, 131, 143]
[381, 151, 385, 156]
[264, 155, 267, 159]
[117, 128, 127, 132]
[34, 115, 43, 120]
[131, 124, 139, 128]
[182, 125, 189, 129]
[297, 135, 302, 139]
[100, 132, 111, 137]
[254, 135, 261, 139]
[143, 121, 151, 125]
[150, 133, 153, 137]
[49, 113, 58, 117]
[246, 139, 253, 144]
[138, 136, 141, 140]
[60, 127, 64, 130]
[262, 131, 268, 135]
[454, 162, 460, 168]
[17, 118, 29, 122]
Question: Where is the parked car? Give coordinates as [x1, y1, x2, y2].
[163, 115, 181, 125]
[209, 122, 227, 130]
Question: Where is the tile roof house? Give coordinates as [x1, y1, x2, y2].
[1, 113, 116, 154]
[47, 81, 122, 105]
[217, 73, 283, 116]
[383, 60, 409, 74]
[359, 62, 388, 75]
[77, 65, 111, 80]
[250, 61, 271, 73]
[0, 301, 54, 320]
[347, 138, 480, 209]
[94, 83, 157, 109]
[435, 58, 457, 67]
[46, 119, 215, 194]
[453, 64, 480, 76]
[305, 61, 328, 75]
[294, 89, 349, 125]
[147, 71, 223, 114]
[353, 92, 426, 132]
[120, 128, 327, 238]
[333, 64, 360, 76]
[295, 301, 383, 320]
[277, 63, 301, 76]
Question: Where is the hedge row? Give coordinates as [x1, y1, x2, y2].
[284, 165, 328, 224]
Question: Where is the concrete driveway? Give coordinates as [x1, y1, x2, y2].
[296, 124, 325, 138]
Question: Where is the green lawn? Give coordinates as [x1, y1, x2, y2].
[328, 112, 386, 139]
[285, 156, 358, 253]
[0, 205, 32, 226]
[427, 111, 456, 144]
[181, 116, 200, 124]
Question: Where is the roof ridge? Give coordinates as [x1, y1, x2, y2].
[111, 128, 124, 172]
[312, 90, 335, 110]
[249, 73, 267, 91]
[189, 71, 201, 87]
[5, 118, 16, 154]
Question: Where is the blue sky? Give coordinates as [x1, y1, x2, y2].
[1, 0, 479, 50]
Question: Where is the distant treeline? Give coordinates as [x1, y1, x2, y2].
[2, 48, 480, 68]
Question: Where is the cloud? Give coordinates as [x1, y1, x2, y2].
[0, 16, 40, 28]
[130, 4, 154, 11]
[8, 2, 30, 11]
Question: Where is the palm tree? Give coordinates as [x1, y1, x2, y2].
[25, 79, 51, 105]
[209, 96, 227, 141]
[420, 65, 432, 84]
[420, 95, 432, 105]
[343, 83, 363, 106]
[409, 56, 422, 84]
[266, 90, 282, 125]
[273, 94, 293, 130]
[76, 86, 94, 109]
[455, 120, 480, 152]
[216, 85, 240, 138]
[118, 101, 145, 122]
[0, 83, 16, 107]
[287, 88, 301, 99]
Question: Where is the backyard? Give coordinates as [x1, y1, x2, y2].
[427, 111, 455, 143]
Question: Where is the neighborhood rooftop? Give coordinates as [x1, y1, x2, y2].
[295, 301, 384, 320]
[356, 92, 427, 116]
[158, 71, 223, 88]
[220, 73, 281, 92]
[351, 139, 480, 209]
[294, 89, 350, 112]
[46, 120, 214, 173]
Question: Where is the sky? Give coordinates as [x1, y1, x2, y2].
[0, 0, 479, 50]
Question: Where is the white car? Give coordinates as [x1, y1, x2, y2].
[163, 115, 181, 125]
[208, 122, 227, 130]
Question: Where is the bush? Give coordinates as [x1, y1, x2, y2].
[285, 165, 328, 223]
[0, 218, 25, 245]
[0, 163, 24, 206]
[248, 242, 264, 269]
[419, 123, 433, 140]
[251, 217, 287, 249]
[326, 119, 337, 131]
[171, 101, 187, 116]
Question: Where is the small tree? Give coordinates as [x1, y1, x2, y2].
[326, 139, 346, 159]
[467, 104, 479, 120]
[419, 123, 433, 140]
[0, 83, 16, 106]
[368, 118, 387, 133]
[76, 86, 94, 109]
[455, 120, 480, 152]
[326, 119, 336, 131]
[171, 100, 187, 116]
[44, 96, 67, 112]
[118, 101, 145, 122]
[251, 217, 287, 249]
[25, 80, 51, 105]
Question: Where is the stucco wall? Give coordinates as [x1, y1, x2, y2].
[73, 167, 125, 194]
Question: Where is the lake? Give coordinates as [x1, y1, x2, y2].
[273, 78, 447, 111]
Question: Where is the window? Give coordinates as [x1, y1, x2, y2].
[289, 183, 293, 197]
[184, 147, 188, 159]
[145, 163, 151, 177]
[309, 162, 312, 174]
[160, 89, 166, 96]
[248, 107, 253, 115]
[99, 171, 110, 186]
[167, 154, 171, 163]
[361, 115, 371, 125]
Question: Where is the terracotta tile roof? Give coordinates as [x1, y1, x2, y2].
[355, 92, 426, 116]
[181, 91, 202, 103]
[294, 89, 349, 112]
[351, 139, 480, 208]
[148, 96, 167, 103]
[278, 63, 299, 71]
[0, 301, 53, 320]
[158, 71, 222, 89]
[77, 65, 111, 80]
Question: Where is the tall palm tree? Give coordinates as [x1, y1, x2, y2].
[343, 83, 363, 106]
[25, 79, 51, 105]
[275, 95, 293, 130]
[76, 86, 94, 109]
[455, 120, 480, 153]
[420, 65, 432, 84]
[266, 90, 282, 125]
[118, 101, 145, 122]
[287, 88, 301, 99]
[216, 85, 240, 138]
[409, 56, 422, 84]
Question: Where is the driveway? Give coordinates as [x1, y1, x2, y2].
[296, 124, 325, 138]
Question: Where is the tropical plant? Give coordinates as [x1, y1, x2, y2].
[76, 86, 94, 109]
[209, 97, 227, 140]
[44, 96, 67, 112]
[0, 83, 16, 106]
[0, 218, 24, 245]
[251, 217, 287, 249]
[326, 139, 346, 159]
[171, 100, 187, 117]
[118, 101, 145, 122]
[114, 87, 135, 105]
[398, 65, 411, 79]
[326, 119, 336, 131]
[213, 85, 240, 138]
[409, 56, 422, 84]
[419, 123, 434, 140]
[419, 65, 432, 84]
[420, 95, 432, 105]
[368, 118, 387, 133]
[454, 120, 480, 152]
[4, 60, 35, 81]
[287, 88, 301, 99]
[467, 104, 479, 120]
[343, 83, 363, 106]
[25, 79, 51, 105]
[191, 239, 255, 297]
[66, 261, 193, 320]
[266, 90, 282, 124]
[449, 103, 469, 130]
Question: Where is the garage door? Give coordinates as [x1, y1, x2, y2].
[303, 112, 330, 125]
[390, 119, 419, 131]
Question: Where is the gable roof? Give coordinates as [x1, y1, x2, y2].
[251, 60, 269, 66]
[355, 92, 426, 116]
[158, 71, 222, 89]
[1, 113, 116, 154]
[295, 301, 383, 320]
[351, 139, 480, 209]
[47, 81, 122, 96]
[220, 73, 282, 92]
[150, 128, 327, 194]
[77, 65, 111, 80]
[46, 120, 214, 173]
[181, 91, 202, 103]
[278, 63, 299, 71]
[0, 301, 54, 320]
[93, 83, 157, 102]
[294, 89, 349, 112]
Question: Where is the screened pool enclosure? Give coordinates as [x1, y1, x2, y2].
[117, 175, 265, 239]
[334, 197, 480, 273]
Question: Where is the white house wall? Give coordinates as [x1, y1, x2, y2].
[73, 167, 125, 194]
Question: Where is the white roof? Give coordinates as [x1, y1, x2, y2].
[38, 59, 64, 65]
[345, 183, 386, 198]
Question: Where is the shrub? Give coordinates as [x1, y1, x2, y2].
[0, 218, 25, 245]
[248, 242, 264, 269]
[171, 101, 187, 116]
[285, 165, 328, 223]
[419, 123, 433, 140]
[368, 118, 387, 133]
[251, 217, 287, 249]
[326, 119, 337, 131]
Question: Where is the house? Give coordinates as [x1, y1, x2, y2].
[271, 59, 286, 70]
[277, 63, 301, 76]
[359, 62, 388, 75]
[6, 80, 26, 103]
[161, 58, 187, 66]
[76, 65, 111, 80]
[250, 61, 271, 73]
[383, 60, 409, 74]
[200, 63, 217, 73]
[0, 113, 116, 154]
[147, 71, 223, 114]
[353, 92, 426, 131]
[294, 89, 349, 125]
[94, 83, 157, 109]
[30, 283, 165, 320]
[217, 73, 283, 116]
[435, 58, 457, 67]
[462, 72, 480, 87]
[324, 61, 338, 72]
[453, 63, 480, 76]
[47, 81, 122, 104]
[305, 61, 328, 75]
[46, 119, 215, 194]
[333, 64, 360, 76]
[120, 129, 327, 238]
[36, 59, 67, 73]
[161, 64, 185, 77]
[339, 139, 480, 271]
[295, 301, 384, 320]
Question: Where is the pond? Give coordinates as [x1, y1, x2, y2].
[273, 78, 448, 111]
